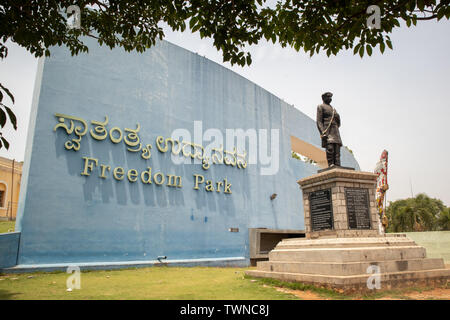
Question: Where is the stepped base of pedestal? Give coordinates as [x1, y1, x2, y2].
[245, 236, 450, 292]
[245, 268, 450, 292]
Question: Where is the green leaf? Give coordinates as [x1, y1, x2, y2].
[0, 84, 15, 104]
[1, 137, 9, 150]
[189, 17, 197, 29]
[4, 106, 17, 130]
[0, 108, 6, 128]
[246, 54, 252, 66]
[386, 40, 393, 50]
[192, 24, 201, 33]
[366, 45, 372, 56]
[417, 0, 425, 11]
[359, 46, 364, 58]
[380, 42, 385, 54]
[271, 33, 276, 44]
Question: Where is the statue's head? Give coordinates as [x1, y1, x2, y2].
[322, 92, 333, 104]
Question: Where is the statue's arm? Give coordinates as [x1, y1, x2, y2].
[335, 111, 341, 127]
[316, 105, 325, 133]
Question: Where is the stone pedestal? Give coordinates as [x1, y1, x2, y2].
[245, 168, 450, 292]
[245, 235, 450, 292]
[297, 168, 380, 239]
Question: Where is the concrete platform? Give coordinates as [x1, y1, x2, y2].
[256, 258, 445, 275]
[245, 268, 450, 291]
[0, 256, 248, 274]
[245, 236, 450, 292]
[269, 246, 427, 262]
[277, 234, 415, 249]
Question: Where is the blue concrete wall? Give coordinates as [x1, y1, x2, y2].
[0, 232, 20, 268]
[14, 39, 358, 266]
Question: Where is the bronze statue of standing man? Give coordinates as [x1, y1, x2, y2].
[316, 92, 342, 167]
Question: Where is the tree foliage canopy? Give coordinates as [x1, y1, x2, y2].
[0, 0, 449, 149]
[2, 1, 450, 64]
[386, 193, 450, 232]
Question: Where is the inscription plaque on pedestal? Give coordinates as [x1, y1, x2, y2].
[309, 189, 333, 231]
[345, 188, 371, 229]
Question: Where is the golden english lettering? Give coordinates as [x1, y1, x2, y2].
[80, 156, 183, 189]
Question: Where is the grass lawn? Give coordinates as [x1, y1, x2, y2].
[1, 266, 447, 300]
[0, 267, 300, 300]
[0, 221, 15, 234]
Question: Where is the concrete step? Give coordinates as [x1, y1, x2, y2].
[245, 267, 450, 291]
[268, 245, 427, 263]
[276, 237, 416, 250]
[256, 258, 445, 276]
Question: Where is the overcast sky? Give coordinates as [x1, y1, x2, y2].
[0, 19, 449, 206]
